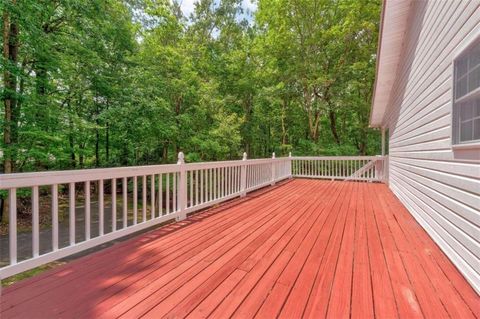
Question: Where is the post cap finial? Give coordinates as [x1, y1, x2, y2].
[177, 152, 185, 164]
[289, 152, 292, 157]
[242, 152, 247, 160]
[272, 152, 275, 159]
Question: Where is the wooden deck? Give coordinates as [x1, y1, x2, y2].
[1, 180, 478, 318]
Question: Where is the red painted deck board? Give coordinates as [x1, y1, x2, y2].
[1, 180, 478, 319]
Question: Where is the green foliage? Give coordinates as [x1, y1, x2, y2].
[1, 0, 381, 174]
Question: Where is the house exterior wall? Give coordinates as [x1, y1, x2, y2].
[384, 0, 480, 293]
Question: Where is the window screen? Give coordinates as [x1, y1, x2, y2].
[453, 38, 480, 145]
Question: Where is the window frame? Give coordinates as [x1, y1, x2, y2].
[451, 32, 480, 149]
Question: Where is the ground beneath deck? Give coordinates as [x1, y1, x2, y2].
[1, 180, 478, 318]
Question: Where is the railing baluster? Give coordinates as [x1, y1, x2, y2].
[203, 169, 207, 202]
[232, 166, 235, 192]
[85, 181, 91, 240]
[209, 169, 212, 201]
[251, 165, 254, 188]
[159, 174, 163, 215]
[224, 167, 228, 195]
[112, 178, 117, 231]
[32, 186, 40, 257]
[204, 168, 210, 203]
[251, 165, 254, 187]
[166, 173, 170, 214]
[224, 166, 226, 194]
[142, 175, 147, 222]
[123, 177, 128, 228]
[173, 171, 177, 211]
[133, 176, 138, 224]
[227, 167, 232, 196]
[250, 164, 257, 187]
[209, 168, 212, 199]
[235, 166, 239, 192]
[221, 167, 224, 196]
[232, 166, 236, 192]
[151, 174, 155, 219]
[206, 169, 210, 201]
[99, 179, 104, 236]
[9, 189, 17, 264]
[200, 169, 204, 203]
[69, 182, 75, 245]
[214, 168, 217, 199]
[52, 184, 59, 251]
[195, 170, 198, 205]
[189, 171, 193, 207]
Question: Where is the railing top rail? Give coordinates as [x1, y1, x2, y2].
[0, 155, 386, 189]
[292, 155, 385, 160]
[0, 163, 181, 189]
[0, 157, 290, 189]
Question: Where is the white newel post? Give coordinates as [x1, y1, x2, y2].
[177, 152, 187, 221]
[375, 155, 383, 182]
[240, 152, 247, 197]
[288, 152, 293, 178]
[384, 155, 389, 184]
[271, 152, 276, 185]
[381, 127, 386, 156]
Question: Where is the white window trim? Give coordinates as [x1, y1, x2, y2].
[451, 30, 480, 149]
[452, 142, 480, 150]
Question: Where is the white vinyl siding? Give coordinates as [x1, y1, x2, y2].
[383, 0, 480, 294]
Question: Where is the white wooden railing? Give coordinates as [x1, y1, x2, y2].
[292, 156, 387, 182]
[0, 152, 291, 278]
[0, 153, 386, 278]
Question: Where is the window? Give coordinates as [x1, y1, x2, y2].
[452, 37, 480, 145]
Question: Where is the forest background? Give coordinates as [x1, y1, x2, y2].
[1, 0, 381, 219]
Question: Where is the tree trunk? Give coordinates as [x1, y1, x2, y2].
[105, 103, 110, 164]
[2, 3, 18, 175]
[243, 94, 253, 156]
[328, 109, 340, 144]
[67, 102, 76, 168]
[162, 144, 169, 164]
[79, 143, 85, 168]
[95, 111, 100, 168]
[2, 1, 19, 222]
[281, 98, 288, 146]
[105, 121, 110, 164]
